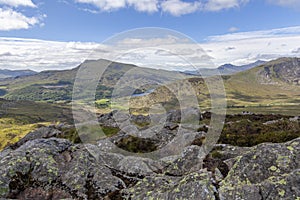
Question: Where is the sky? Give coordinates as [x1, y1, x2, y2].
[1, 0, 300, 71]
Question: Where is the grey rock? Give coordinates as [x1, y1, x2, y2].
[0, 124, 300, 200]
[122, 170, 217, 200]
[219, 138, 300, 200]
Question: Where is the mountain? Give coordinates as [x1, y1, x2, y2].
[130, 57, 299, 114]
[256, 57, 300, 85]
[184, 60, 266, 76]
[224, 57, 300, 108]
[0, 59, 188, 102]
[0, 69, 37, 79]
[218, 60, 266, 74]
[0, 57, 299, 114]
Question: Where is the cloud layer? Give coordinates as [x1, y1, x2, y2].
[1, 26, 300, 71]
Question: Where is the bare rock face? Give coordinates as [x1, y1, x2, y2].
[258, 57, 300, 85]
[0, 124, 299, 199]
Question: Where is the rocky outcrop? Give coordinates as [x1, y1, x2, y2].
[258, 57, 300, 85]
[0, 125, 299, 199]
[219, 139, 300, 200]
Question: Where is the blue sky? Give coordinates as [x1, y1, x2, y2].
[1, 0, 300, 42]
[1, 0, 300, 71]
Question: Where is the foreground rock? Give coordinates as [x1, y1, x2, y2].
[0, 125, 299, 199]
[219, 139, 300, 199]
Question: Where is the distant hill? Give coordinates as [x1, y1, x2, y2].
[0, 69, 37, 79]
[0, 59, 187, 102]
[131, 58, 299, 112]
[224, 57, 300, 108]
[184, 60, 266, 76]
[0, 57, 299, 113]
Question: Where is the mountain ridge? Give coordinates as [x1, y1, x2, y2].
[0, 69, 37, 79]
[184, 60, 266, 76]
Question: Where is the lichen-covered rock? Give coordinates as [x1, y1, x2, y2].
[0, 138, 72, 198]
[162, 145, 206, 176]
[122, 170, 217, 200]
[0, 123, 300, 200]
[219, 138, 300, 200]
[0, 138, 125, 199]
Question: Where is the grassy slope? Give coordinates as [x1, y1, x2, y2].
[224, 60, 300, 115]
[0, 99, 73, 150]
[0, 59, 188, 102]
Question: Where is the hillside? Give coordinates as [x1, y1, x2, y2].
[0, 98, 73, 149]
[224, 57, 300, 112]
[0, 59, 187, 102]
[130, 57, 300, 115]
[0, 57, 299, 115]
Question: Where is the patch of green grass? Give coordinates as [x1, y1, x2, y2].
[0, 118, 50, 150]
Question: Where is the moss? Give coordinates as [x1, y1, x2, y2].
[101, 126, 120, 137]
[211, 150, 223, 159]
[115, 135, 158, 153]
[58, 127, 81, 143]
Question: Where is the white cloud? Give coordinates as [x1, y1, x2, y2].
[161, 0, 201, 16]
[75, 0, 250, 16]
[204, 0, 249, 11]
[267, 0, 300, 8]
[75, 0, 159, 13]
[127, 0, 159, 13]
[228, 26, 239, 32]
[2, 26, 300, 71]
[0, 0, 36, 7]
[75, 0, 126, 11]
[0, 8, 44, 31]
[203, 26, 300, 65]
